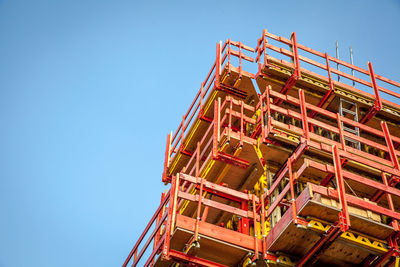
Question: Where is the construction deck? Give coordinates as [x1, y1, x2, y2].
[124, 30, 400, 267]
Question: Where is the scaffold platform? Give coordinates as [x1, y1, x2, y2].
[123, 30, 400, 267]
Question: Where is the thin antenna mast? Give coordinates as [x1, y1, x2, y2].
[336, 40, 340, 81]
[350, 46, 355, 87]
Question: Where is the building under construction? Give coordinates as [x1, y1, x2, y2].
[123, 30, 400, 266]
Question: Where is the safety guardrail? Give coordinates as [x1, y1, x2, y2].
[255, 29, 400, 123]
[163, 40, 254, 182]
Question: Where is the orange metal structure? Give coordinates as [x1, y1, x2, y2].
[123, 30, 400, 266]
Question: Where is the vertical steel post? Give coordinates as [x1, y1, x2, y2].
[299, 89, 309, 140]
[368, 61, 382, 112]
[213, 99, 221, 158]
[240, 100, 244, 146]
[228, 39, 231, 67]
[162, 132, 172, 183]
[215, 42, 221, 88]
[261, 191, 267, 259]
[336, 113, 346, 152]
[199, 82, 204, 116]
[153, 192, 165, 252]
[163, 176, 177, 260]
[332, 145, 350, 231]
[263, 29, 267, 65]
[381, 121, 400, 170]
[252, 194, 259, 260]
[288, 157, 297, 224]
[180, 115, 186, 152]
[350, 47, 355, 87]
[291, 32, 301, 79]
[309, 53, 335, 118]
[239, 200, 250, 235]
[239, 42, 242, 80]
[265, 85, 272, 136]
[201, 206, 209, 222]
[228, 97, 232, 142]
[194, 142, 203, 241]
[359, 61, 382, 124]
[326, 53, 334, 91]
[336, 40, 340, 82]
[260, 92, 265, 141]
[382, 172, 399, 231]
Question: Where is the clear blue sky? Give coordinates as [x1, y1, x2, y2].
[0, 0, 399, 266]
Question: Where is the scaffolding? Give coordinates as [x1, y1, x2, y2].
[123, 30, 400, 267]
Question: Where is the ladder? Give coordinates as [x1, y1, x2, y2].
[339, 98, 361, 150]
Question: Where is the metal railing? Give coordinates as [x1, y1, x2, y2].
[255, 29, 400, 121]
[260, 86, 400, 169]
[163, 40, 255, 182]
